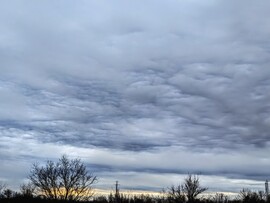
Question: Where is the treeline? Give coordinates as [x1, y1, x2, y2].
[0, 190, 269, 203]
[0, 155, 269, 203]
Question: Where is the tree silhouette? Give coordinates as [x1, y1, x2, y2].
[166, 174, 207, 203]
[29, 155, 97, 201]
[182, 174, 208, 203]
[212, 193, 228, 203]
[0, 182, 7, 198]
[20, 182, 36, 198]
[3, 188, 14, 198]
[238, 188, 264, 203]
[165, 185, 186, 203]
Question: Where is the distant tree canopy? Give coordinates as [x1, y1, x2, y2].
[28, 155, 97, 201]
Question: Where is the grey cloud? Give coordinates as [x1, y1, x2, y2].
[1, 0, 270, 192]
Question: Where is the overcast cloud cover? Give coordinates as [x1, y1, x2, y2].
[1, 0, 270, 193]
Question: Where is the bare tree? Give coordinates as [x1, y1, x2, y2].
[3, 189, 14, 199]
[20, 182, 36, 197]
[212, 193, 228, 203]
[238, 188, 262, 203]
[165, 185, 186, 203]
[182, 174, 207, 202]
[0, 182, 7, 198]
[29, 155, 97, 201]
[166, 174, 207, 203]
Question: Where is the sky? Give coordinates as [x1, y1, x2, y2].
[1, 0, 270, 194]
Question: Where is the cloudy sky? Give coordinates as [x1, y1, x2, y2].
[1, 0, 270, 193]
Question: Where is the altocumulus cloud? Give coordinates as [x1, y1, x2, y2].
[0, 0, 270, 192]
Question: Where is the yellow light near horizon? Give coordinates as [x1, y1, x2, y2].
[39, 187, 239, 199]
[38, 187, 95, 199]
[93, 188, 239, 199]
[93, 188, 164, 197]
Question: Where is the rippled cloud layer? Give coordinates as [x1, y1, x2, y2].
[1, 0, 270, 192]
